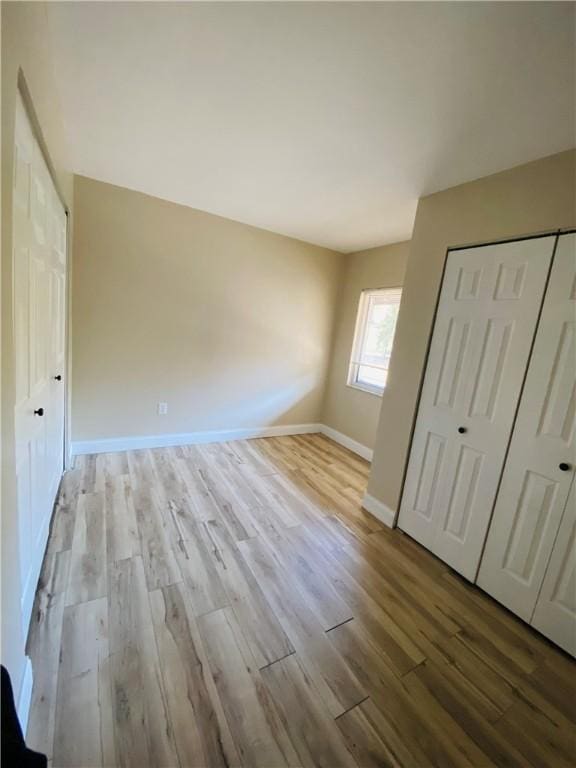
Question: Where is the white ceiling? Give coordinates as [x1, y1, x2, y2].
[46, 2, 575, 253]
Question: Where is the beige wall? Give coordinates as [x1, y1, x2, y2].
[72, 176, 343, 443]
[367, 149, 576, 514]
[1, 2, 73, 703]
[321, 241, 409, 450]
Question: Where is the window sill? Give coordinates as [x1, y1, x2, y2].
[346, 381, 384, 398]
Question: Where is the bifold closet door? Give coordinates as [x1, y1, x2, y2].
[478, 233, 576, 630]
[13, 93, 67, 633]
[398, 236, 556, 580]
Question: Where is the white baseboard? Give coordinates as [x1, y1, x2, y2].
[70, 422, 378, 461]
[71, 422, 322, 455]
[362, 492, 396, 528]
[17, 658, 33, 736]
[319, 425, 373, 461]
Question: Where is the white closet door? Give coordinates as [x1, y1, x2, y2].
[478, 233, 576, 620]
[531, 481, 576, 656]
[399, 237, 555, 580]
[13, 93, 67, 634]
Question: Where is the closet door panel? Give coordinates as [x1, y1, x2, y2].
[478, 233, 576, 620]
[399, 237, 556, 580]
[531, 481, 576, 656]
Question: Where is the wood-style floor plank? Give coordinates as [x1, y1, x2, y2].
[261, 653, 358, 768]
[238, 534, 367, 718]
[329, 617, 460, 768]
[197, 607, 300, 768]
[107, 556, 179, 767]
[494, 698, 576, 768]
[65, 491, 107, 606]
[105, 475, 140, 563]
[251, 471, 327, 526]
[26, 550, 71, 760]
[174, 454, 221, 524]
[203, 518, 295, 668]
[245, 505, 354, 632]
[46, 470, 81, 555]
[289, 519, 428, 674]
[173, 526, 229, 618]
[130, 480, 181, 590]
[52, 597, 111, 768]
[25, 435, 575, 768]
[149, 585, 242, 768]
[337, 697, 423, 768]
[198, 463, 258, 542]
[227, 439, 279, 477]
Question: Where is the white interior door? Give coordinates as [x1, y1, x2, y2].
[398, 236, 556, 580]
[531, 481, 576, 656]
[13, 93, 67, 635]
[478, 233, 576, 623]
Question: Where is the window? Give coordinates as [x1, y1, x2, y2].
[348, 287, 402, 395]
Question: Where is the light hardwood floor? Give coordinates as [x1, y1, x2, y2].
[26, 434, 575, 767]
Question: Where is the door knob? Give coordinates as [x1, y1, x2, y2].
[34, 407, 44, 416]
[458, 426, 467, 434]
[559, 463, 572, 472]
[54, 375, 62, 381]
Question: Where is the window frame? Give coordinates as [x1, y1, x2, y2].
[347, 286, 402, 397]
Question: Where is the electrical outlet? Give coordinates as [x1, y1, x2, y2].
[158, 402, 168, 415]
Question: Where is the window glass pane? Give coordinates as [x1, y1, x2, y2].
[360, 298, 400, 369]
[356, 364, 388, 389]
[348, 287, 402, 393]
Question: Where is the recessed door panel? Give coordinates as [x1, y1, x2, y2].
[414, 432, 447, 520]
[493, 261, 526, 300]
[549, 525, 576, 613]
[399, 236, 556, 579]
[455, 266, 483, 301]
[531, 481, 576, 656]
[536, 321, 575, 443]
[433, 319, 470, 410]
[16, 450, 32, 592]
[53, 194, 67, 266]
[31, 167, 48, 246]
[29, 253, 49, 397]
[14, 245, 30, 407]
[478, 233, 576, 623]
[442, 445, 484, 541]
[14, 144, 31, 215]
[502, 470, 559, 582]
[467, 318, 513, 421]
